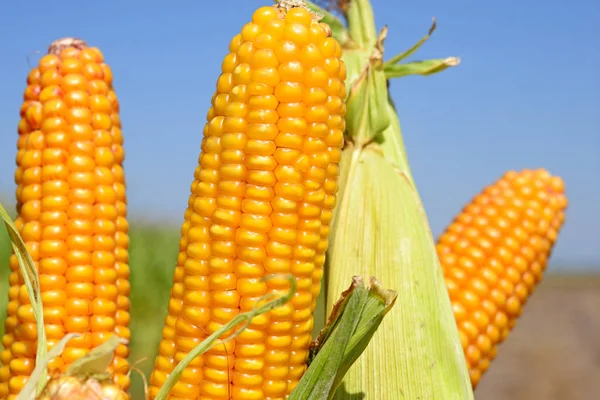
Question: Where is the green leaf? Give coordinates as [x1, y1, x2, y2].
[378, 97, 413, 183]
[288, 276, 397, 400]
[305, 1, 351, 45]
[346, 0, 378, 48]
[289, 279, 358, 400]
[340, 47, 370, 99]
[16, 333, 82, 400]
[384, 17, 437, 66]
[345, 64, 391, 145]
[326, 149, 474, 399]
[0, 202, 47, 395]
[384, 57, 461, 79]
[65, 335, 128, 379]
[330, 277, 397, 394]
[154, 274, 297, 400]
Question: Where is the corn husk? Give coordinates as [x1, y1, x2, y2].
[306, 0, 474, 398]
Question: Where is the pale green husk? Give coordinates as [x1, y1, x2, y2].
[306, 0, 474, 398]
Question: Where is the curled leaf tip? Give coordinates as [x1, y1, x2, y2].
[368, 276, 398, 312]
[429, 17, 437, 35]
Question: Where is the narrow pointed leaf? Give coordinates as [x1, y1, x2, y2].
[330, 277, 397, 393]
[309, 277, 362, 361]
[289, 279, 359, 400]
[384, 57, 461, 79]
[385, 18, 437, 66]
[289, 277, 397, 400]
[0, 202, 47, 394]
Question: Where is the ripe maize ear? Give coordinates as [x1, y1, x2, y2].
[436, 169, 568, 388]
[147, 3, 346, 399]
[0, 37, 131, 398]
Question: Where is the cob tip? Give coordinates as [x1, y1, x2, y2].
[47, 37, 88, 55]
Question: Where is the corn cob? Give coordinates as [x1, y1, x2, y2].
[147, 3, 346, 399]
[436, 168, 568, 388]
[0, 37, 131, 398]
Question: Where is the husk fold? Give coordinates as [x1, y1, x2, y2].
[306, 0, 474, 398]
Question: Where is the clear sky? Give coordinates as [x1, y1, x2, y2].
[0, 0, 598, 269]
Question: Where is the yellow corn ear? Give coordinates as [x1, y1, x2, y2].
[147, 3, 346, 399]
[0, 38, 131, 399]
[436, 168, 568, 388]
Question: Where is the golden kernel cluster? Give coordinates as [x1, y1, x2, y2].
[437, 169, 568, 387]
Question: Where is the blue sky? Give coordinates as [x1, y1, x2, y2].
[0, 0, 598, 269]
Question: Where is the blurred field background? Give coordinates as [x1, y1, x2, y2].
[0, 214, 598, 399]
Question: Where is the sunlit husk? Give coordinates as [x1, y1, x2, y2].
[326, 146, 472, 399]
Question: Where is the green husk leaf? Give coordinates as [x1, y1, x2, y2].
[289, 276, 397, 400]
[154, 274, 297, 400]
[16, 333, 82, 400]
[65, 335, 128, 379]
[305, 1, 351, 45]
[329, 277, 397, 392]
[289, 278, 359, 400]
[345, 28, 391, 145]
[384, 57, 461, 79]
[327, 148, 473, 399]
[385, 17, 437, 66]
[308, 276, 361, 364]
[378, 97, 413, 181]
[0, 202, 47, 395]
[340, 48, 370, 98]
[346, 0, 378, 48]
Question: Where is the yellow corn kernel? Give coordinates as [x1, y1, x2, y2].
[148, 4, 346, 399]
[0, 37, 131, 398]
[437, 168, 568, 388]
